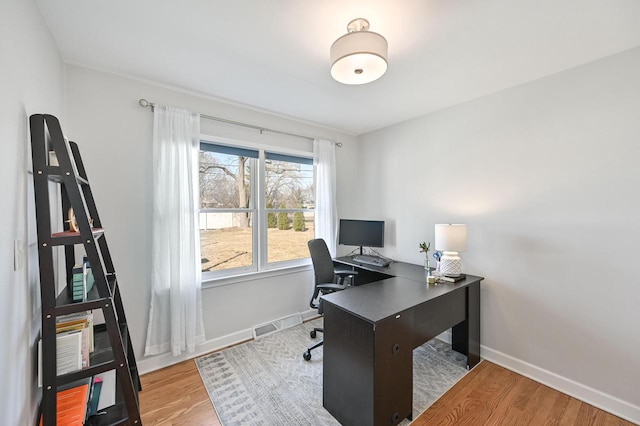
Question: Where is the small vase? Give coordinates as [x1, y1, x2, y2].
[424, 258, 430, 272]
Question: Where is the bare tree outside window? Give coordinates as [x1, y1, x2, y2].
[199, 151, 254, 272]
[199, 151, 250, 225]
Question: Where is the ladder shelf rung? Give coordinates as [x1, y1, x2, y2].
[55, 359, 118, 387]
[43, 166, 90, 185]
[50, 228, 105, 245]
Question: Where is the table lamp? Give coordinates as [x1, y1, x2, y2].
[434, 224, 467, 277]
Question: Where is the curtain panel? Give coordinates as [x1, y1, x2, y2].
[145, 105, 205, 356]
[314, 139, 338, 256]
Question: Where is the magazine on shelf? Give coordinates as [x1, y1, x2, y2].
[55, 330, 83, 376]
[38, 311, 95, 386]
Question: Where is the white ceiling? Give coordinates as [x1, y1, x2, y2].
[36, 0, 640, 135]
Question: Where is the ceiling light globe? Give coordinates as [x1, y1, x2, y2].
[330, 25, 388, 85]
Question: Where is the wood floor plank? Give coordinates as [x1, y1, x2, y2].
[576, 403, 601, 425]
[537, 392, 571, 426]
[516, 381, 553, 425]
[138, 358, 634, 426]
[558, 397, 583, 425]
[483, 373, 536, 425]
[527, 385, 568, 426]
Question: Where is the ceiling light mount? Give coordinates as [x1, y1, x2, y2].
[347, 18, 370, 33]
[330, 18, 388, 85]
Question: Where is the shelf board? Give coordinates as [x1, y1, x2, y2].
[86, 401, 131, 426]
[55, 282, 109, 313]
[50, 228, 105, 246]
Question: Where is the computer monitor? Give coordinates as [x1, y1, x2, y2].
[338, 219, 385, 255]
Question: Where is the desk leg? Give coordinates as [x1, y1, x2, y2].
[323, 303, 413, 426]
[323, 303, 375, 426]
[452, 281, 481, 369]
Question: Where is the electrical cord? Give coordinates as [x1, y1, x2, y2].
[347, 247, 361, 256]
[368, 247, 393, 262]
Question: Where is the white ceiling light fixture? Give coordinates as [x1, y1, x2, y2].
[330, 18, 388, 85]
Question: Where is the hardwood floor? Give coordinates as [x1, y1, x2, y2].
[139, 360, 220, 426]
[139, 359, 633, 425]
[412, 362, 633, 426]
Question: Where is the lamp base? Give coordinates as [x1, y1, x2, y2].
[440, 274, 466, 283]
[440, 251, 462, 277]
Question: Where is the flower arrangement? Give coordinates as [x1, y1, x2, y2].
[419, 241, 430, 257]
[419, 241, 431, 271]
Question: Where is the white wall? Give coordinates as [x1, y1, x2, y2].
[0, 1, 65, 425]
[63, 65, 359, 370]
[356, 47, 640, 422]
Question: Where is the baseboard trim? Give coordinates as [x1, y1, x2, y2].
[481, 345, 640, 425]
[300, 308, 319, 321]
[137, 309, 319, 375]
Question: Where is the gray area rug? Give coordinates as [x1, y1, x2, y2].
[195, 318, 467, 425]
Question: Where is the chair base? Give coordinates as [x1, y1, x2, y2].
[303, 327, 324, 361]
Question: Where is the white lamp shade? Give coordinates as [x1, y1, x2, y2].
[330, 30, 388, 85]
[434, 224, 467, 252]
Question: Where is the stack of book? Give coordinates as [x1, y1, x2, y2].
[38, 312, 94, 381]
[39, 375, 109, 425]
[38, 310, 117, 422]
[70, 257, 94, 302]
[56, 312, 94, 372]
[38, 381, 89, 426]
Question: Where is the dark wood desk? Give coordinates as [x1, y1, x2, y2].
[322, 257, 483, 426]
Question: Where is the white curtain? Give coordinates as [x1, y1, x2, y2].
[145, 105, 205, 356]
[314, 139, 338, 256]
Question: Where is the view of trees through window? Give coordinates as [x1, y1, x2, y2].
[199, 145, 314, 274]
[265, 156, 314, 264]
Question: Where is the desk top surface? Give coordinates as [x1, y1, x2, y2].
[326, 257, 483, 323]
[335, 256, 433, 281]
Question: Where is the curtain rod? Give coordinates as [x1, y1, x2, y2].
[138, 99, 342, 147]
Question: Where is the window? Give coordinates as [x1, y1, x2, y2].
[264, 152, 315, 265]
[199, 141, 314, 279]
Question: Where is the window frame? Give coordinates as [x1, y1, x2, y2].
[199, 136, 314, 284]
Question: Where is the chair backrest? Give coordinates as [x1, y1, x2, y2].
[308, 238, 336, 285]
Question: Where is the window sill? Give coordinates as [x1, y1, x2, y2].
[201, 263, 313, 289]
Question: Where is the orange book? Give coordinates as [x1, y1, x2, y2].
[40, 384, 90, 426]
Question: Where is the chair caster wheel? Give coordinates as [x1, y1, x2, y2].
[303, 350, 311, 361]
[310, 330, 317, 338]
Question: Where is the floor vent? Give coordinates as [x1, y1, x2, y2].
[253, 313, 303, 339]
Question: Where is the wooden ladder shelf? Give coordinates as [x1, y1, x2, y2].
[30, 114, 142, 425]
